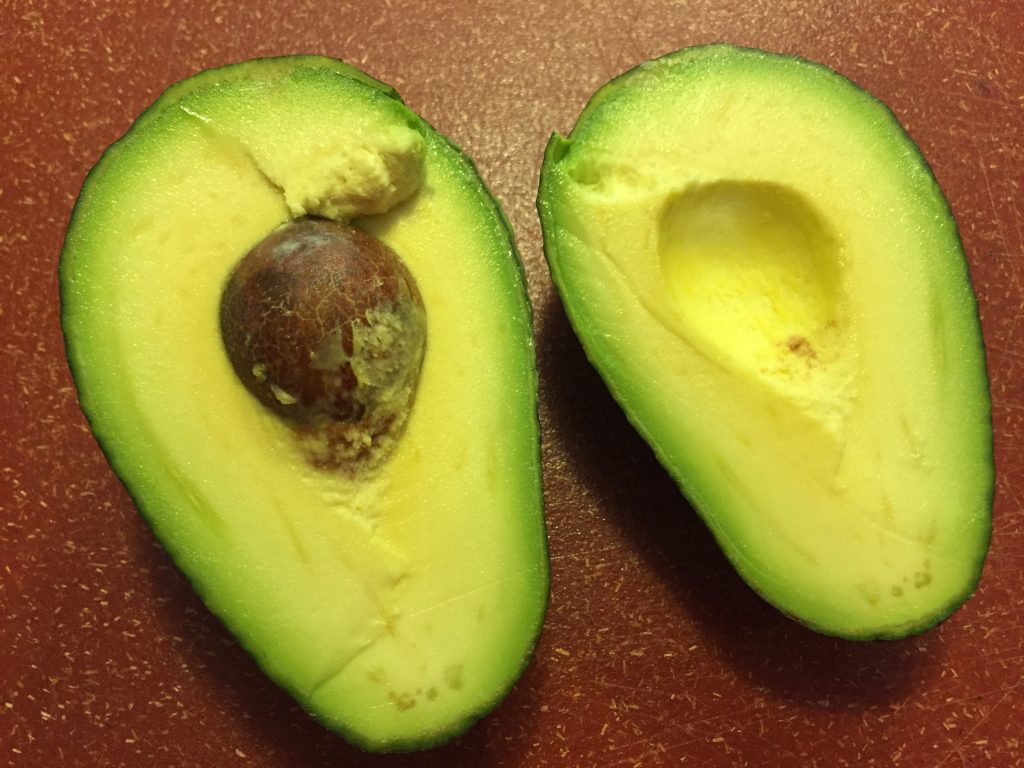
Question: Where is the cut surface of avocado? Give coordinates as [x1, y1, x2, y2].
[538, 45, 992, 639]
[61, 58, 547, 750]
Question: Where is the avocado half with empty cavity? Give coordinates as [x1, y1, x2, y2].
[537, 45, 992, 639]
[60, 57, 547, 750]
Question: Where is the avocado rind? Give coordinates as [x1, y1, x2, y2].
[61, 57, 547, 751]
[538, 44, 992, 640]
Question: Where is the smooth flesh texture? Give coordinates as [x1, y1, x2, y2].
[538, 45, 992, 639]
[60, 61, 547, 750]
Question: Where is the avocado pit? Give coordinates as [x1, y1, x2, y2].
[220, 217, 426, 469]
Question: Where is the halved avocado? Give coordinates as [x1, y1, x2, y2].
[60, 58, 547, 750]
[538, 44, 992, 639]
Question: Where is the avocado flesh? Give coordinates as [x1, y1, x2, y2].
[538, 45, 992, 639]
[60, 61, 547, 750]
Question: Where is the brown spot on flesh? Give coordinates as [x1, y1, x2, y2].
[785, 335, 817, 358]
[443, 664, 463, 691]
[388, 691, 416, 711]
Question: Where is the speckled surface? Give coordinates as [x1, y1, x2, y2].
[2, 1, 1023, 766]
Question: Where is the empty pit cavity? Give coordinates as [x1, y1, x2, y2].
[658, 181, 852, 419]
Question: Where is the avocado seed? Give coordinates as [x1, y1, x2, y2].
[220, 218, 426, 467]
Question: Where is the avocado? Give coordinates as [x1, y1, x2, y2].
[538, 45, 992, 639]
[60, 57, 547, 750]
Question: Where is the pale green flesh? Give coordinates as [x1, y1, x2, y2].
[61, 63, 546, 750]
[539, 45, 992, 638]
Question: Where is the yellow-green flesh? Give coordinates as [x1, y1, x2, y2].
[539, 45, 991, 638]
[61, 64, 546, 749]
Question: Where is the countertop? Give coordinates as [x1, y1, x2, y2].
[1, 1, 1022, 765]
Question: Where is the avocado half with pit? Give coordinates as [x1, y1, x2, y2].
[60, 57, 548, 750]
[537, 45, 992, 639]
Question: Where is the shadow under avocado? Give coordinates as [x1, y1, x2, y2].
[535, 289, 942, 709]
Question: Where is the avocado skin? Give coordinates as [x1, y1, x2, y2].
[60, 57, 547, 752]
[538, 43, 992, 640]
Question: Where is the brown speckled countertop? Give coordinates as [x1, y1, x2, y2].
[2, 2, 1023, 766]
